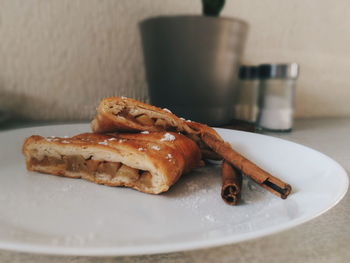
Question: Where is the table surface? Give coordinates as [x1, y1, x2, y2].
[1, 118, 349, 263]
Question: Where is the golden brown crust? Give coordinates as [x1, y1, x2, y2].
[90, 97, 226, 160]
[91, 97, 195, 134]
[22, 132, 202, 194]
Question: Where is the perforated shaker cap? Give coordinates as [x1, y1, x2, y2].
[258, 63, 299, 79]
[239, 65, 259, 80]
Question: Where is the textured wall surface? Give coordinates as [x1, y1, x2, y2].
[0, 0, 349, 120]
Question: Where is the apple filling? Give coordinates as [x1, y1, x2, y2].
[30, 155, 153, 188]
[118, 109, 173, 130]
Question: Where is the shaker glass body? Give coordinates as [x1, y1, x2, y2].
[258, 78, 296, 131]
[234, 78, 260, 123]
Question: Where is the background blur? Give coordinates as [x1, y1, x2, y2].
[0, 0, 349, 120]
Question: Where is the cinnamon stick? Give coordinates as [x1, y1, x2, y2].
[202, 132, 291, 199]
[201, 148, 223, 161]
[221, 160, 242, 205]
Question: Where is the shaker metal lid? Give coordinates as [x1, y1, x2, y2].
[258, 63, 299, 79]
[239, 65, 259, 79]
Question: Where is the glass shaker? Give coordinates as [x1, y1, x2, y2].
[257, 63, 299, 132]
[234, 65, 260, 124]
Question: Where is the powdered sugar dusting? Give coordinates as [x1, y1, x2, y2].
[141, 131, 150, 134]
[61, 184, 73, 192]
[204, 214, 216, 222]
[172, 166, 220, 213]
[169, 165, 270, 229]
[50, 232, 97, 246]
[151, 145, 160, 151]
[108, 138, 117, 141]
[163, 108, 172, 113]
[98, 141, 108, 145]
[138, 147, 145, 151]
[61, 140, 70, 144]
[165, 153, 173, 162]
[118, 139, 126, 143]
[160, 133, 175, 142]
[46, 136, 59, 142]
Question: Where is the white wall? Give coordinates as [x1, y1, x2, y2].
[0, 0, 349, 120]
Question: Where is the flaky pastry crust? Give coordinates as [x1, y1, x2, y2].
[22, 132, 201, 194]
[91, 97, 194, 134]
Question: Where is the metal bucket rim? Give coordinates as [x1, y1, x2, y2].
[140, 15, 248, 29]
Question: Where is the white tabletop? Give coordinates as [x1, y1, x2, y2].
[1, 118, 349, 262]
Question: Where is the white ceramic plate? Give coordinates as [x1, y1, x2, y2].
[0, 124, 348, 256]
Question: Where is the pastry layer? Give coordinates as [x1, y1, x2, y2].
[91, 97, 194, 134]
[22, 132, 202, 194]
[91, 97, 222, 160]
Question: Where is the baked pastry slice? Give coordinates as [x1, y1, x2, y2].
[22, 132, 202, 194]
[91, 97, 195, 134]
[91, 96, 221, 160]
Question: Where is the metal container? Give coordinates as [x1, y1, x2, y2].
[140, 15, 248, 125]
[257, 63, 300, 132]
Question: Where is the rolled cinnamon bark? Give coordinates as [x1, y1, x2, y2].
[201, 148, 223, 161]
[202, 132, 291, 199]
[221, 160, 242, 205]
